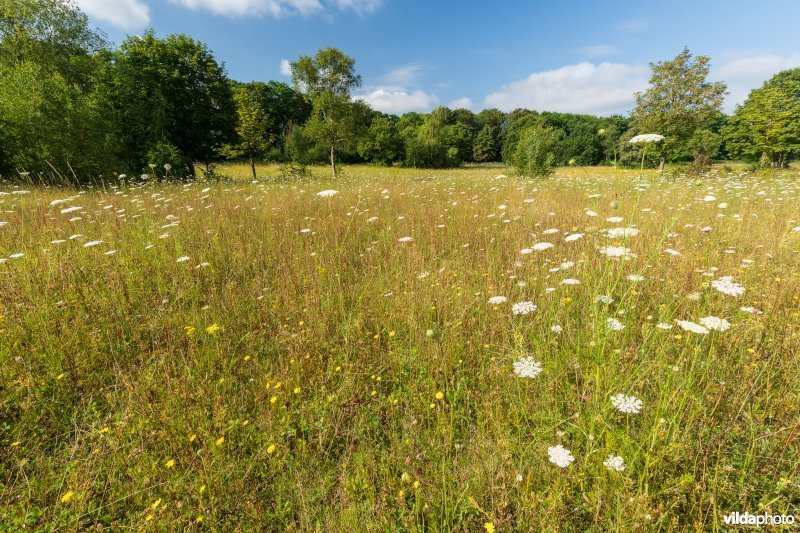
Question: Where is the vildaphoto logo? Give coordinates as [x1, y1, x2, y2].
[723, 512, 795, 526]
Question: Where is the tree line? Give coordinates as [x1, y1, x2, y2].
[2, 0, 799, 182]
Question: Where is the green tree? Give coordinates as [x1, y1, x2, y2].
[473, 124, 500, 162]
[512, 123, 563, 178]
[358, 116, 403, 165]
[110, 32, 236, 177]
[222, 87, 273, 179]
[631, 47, 727, 170]
[290, 48, 363, 177]
[723, 69, 800, 168]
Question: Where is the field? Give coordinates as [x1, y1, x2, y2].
[2, 164, 799, 530]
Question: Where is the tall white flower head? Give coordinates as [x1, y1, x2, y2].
[603, 454, 626, 472]
[676, 320, 709, 335]
[547, 445, 575, 468]
[629, 134, 665, 144]
[532, 242, 554, 251]
[699, 316, 731, 332]
[512, 301, 537, 316]
[711, 276, 745, 297]
[606, 317, 625, 331]
[488, 296, 507, 305]
[611, 393, 643, 414]
[316, 189, 339, 198]
[513, 356, 543, 379]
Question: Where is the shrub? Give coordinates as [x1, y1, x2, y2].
[512, 123, 562, 177]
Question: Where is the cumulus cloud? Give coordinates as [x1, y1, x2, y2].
[358, 88, 439, 114]
[712, 52, 800, 111]
[171, 0, 381, 17]
[280, 59, 292, 76]
[448, 97, 473, 109]
[484, 62, 648, 115]
[75, 0, 150, 30]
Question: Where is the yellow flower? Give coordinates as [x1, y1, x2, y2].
[293, 387, 301, 394]
[270, 396, 277, 404]
[413, 480, 420, 489]
[10, 441, 21, 447]
[189, 434, 197, 443]
[267, 444, 276, 455]
[484, 522, 496, 533]
[60, 491, 75, 504]
[205, 323, 221, 336]
[185, 325, 196, 336]
[150, 498, 161, 510]
[215, 436, 225, 446]
[435, 391, 444, 401]
[165, 459, 175, 468]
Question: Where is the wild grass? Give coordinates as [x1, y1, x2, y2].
[1, 164, 799, 530]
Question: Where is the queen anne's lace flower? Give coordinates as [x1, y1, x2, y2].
[711, 276, 745, 297]
[512, 301, 537, 315]
[611, 393, 643, 414]
[603, 455, 625, 472]
[547, 445, 575, 467]
[699, 316, 731, 331]
[512, 357, 543, 379]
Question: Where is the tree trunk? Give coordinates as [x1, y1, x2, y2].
[330, 143, 336, 178]
[250, 157, 256, 180]
[658, 154, 666, 172]
[187, 160, 196, 178]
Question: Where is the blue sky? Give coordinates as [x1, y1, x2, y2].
[77, 0, 800, 115]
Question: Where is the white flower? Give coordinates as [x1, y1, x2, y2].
[603, 454, 625, 472]
[676, 320, 709, 335]
[605, 227, 639, 238]
[416, 271, 430, 279]
[561, 278, 580, 285]
[316, 189, 339, 197]
[712, 276, 745, 297]
[656, 323, 673, 330]
[512, 301, 537, 315]
[532, 242, 554, 251]
[627, 274, 645, 282]
[9, 253, 23, 259]
[398, 236, 414, 243]
[513, 356, 543, 379]
[488, 296, 507, 305]
[605, 216, 624, 223]
[703, 195, 717, 202]
[585, 210, 598, 217]
[300, 228, 312, 233]
[547, 445, 575, 468]
[83, 240, 104, 248]
[176, 256, 191, 263]
[599, 246, 635, 258]
[550, 325, 563, 333]
[606, 317, 625, 331]
[664, 248, 681, 256]
[740, 306, 762, 314]
[564, 233, 583, 242]
[60, 206, 82, 214]
[611, 393, 643, 414]
[596, 294, 614, 304]
[629, 133, 664, 144]
[699, 316, 731, 332]
[520, 248, 533, 254]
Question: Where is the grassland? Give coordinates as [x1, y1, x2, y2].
[1, 164, 799, 530]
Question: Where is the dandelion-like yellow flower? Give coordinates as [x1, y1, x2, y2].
[435, 391, 444, 401]
[60, 491, 75, 504]
[185, 326, 196, 336]
[165, 459, 175, 469]
[205, 323, 221, 336]
[215, 436, 225, 446]
[484, 522, 496, 533]
[267, 444, 276, 455]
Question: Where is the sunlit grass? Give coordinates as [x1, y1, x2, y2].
[1, 165, 798, 530]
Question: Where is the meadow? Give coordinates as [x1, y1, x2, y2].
[1, 164, 799, 530]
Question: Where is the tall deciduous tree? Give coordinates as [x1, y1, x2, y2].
[631, 47, 727, 170]
[723, 68, 800, 168]
[290, 48, 362, 177]
[222, 87, 273, 179]
[111, 32, 236, 177]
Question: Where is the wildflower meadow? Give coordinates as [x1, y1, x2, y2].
[2, 164, 799, 530]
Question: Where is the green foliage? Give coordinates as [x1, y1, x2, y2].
[110, 31, 236, 177]
[632, 47, 727, 166]
[290, 48, 363, 176]
[722, 68, 800, 167]
[221, 87, 273, 178]
[358, 116, 404, 165]
[512, 123, 563, 177]
[472, 124, 500, 162]
[403, 107, 462, 168]
[145, 141, 187, 178]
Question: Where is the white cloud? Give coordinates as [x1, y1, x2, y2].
[484, 62, 648, 115]
[170, 0, 381, 17]
[280, 59, 292, 76]
[448, 97, 473, 109]
[383, 64, 425, 86]
[359, 88, 439, 114]
[577, 44, 619, 58]
[171, 0, 324, 17]
[76, 0, 150, 30]
[331, 0, 383, 14]
[712, 52, 800, 111]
